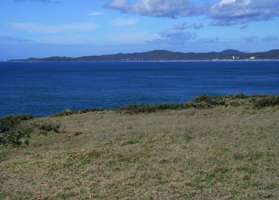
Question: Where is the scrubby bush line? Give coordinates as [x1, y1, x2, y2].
[119, 104, 188, 114]
[120, 94, 249, 114]
[53, 108, 104, 117]
[119, 94, 279, 114]
[47, 95, 279, 117]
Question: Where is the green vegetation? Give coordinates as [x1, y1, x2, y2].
[0, 116, 63, 145]
[54, 108, 104, 117]
[0, 116, 33, 146]
[35, 122, 62, 135]
[1, 95, 279, 199]
[120, 94, 253, 114]
[120, 103, 188, 114]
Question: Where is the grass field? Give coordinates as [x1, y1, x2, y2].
[1, 96, 279, 199]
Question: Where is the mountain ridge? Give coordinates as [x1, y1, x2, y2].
[10, 49, 279, 62]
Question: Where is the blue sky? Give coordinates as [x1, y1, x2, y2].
[0, 0, 279, 60]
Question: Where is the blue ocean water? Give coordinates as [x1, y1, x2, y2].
[0, 61, 279, 117]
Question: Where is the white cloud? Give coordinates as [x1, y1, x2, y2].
[210, 0, 279, 24]
[107, 0, 201, 18]
[107, 0, 279, 24]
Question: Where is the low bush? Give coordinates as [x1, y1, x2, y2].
[233, 93, 249, 99]
[0, 115, 33, 146]
[254, 96, 279, 109]
[194, 95, 226, 105]
[38, 123, 61, 133]
[32, 122, 63, 135]
[0, 128, 32, 146]
[190, 95, 226, 109]
[120, 94, 251, 114]
[120, 104, 188, 114]
[0, 115, 33, 133]
[54, 108, 104, 117]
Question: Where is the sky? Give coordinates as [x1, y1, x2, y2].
[0, 0, 279, 60]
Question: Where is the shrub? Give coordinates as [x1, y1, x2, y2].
[192, 95, 226, 108]
[254, 96, 279, 109]
[34, 122, 62, 135]
[54, 108, 104, 117]
[120, 104, 187, 114]
[0, 128, 32, 146]
[0, 115, 33, 133]
[54, 109, 75, 117]
[0, 115, 33, 146]
[234, 93, 248, 99]
[120, 95, 251, 114]
[38, 123, 61, 133]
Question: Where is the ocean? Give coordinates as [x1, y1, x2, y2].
[0, 61, 279, 117]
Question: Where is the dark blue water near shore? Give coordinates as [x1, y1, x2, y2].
[0, 61, 279, 117]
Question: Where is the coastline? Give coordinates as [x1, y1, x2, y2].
[1, 95, 279, 118]
[3, 59, 279, 63]
[1, 94, 279, 118]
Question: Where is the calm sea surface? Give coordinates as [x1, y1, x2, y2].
[0, 61, 279, 117]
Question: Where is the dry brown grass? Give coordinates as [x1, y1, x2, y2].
[1, 105, 279, 199]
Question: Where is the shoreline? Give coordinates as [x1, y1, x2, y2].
[1, 94, 279, 119]
[3, 59, 279, 63]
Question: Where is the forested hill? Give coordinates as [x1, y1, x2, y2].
[11, 49, 279, 62]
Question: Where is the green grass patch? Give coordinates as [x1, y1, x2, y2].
[192, 167, 232, 189]
[63, 150, 101, 168]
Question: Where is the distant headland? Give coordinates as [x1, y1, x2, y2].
[9, 49, 279, 62]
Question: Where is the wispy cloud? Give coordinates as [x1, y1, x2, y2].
[14, 0, 59, 3]
[174, 22, 205, 30]
[108, 32, 156, 44]
[88, 12, 104, 16]
[11, 22, 97, 34]
[244, 35, 278, 43]
[0, 35, 33, 44]
[150, 22, 200, 45]
[262, 36, 278, 42]
[152, 30, 196, 45]
[111, 18, 138, 27]
[106, 0, 203, 18]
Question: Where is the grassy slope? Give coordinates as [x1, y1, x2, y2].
[1, 103, 279, 199]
